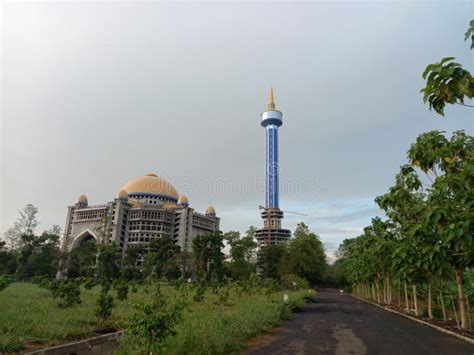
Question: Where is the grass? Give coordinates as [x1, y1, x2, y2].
[0, 282, 313, 353]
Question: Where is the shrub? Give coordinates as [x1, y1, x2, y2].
[217, 286, 230, 305]
[83, 278, 95, 290]
[116, 282, 129, 301]
[193, 284, 205, 303]
[96, 285, 115, 325]
[123, 289, 186, 353]
[48, 280, 81, 308]
[0, 275, 12, 292]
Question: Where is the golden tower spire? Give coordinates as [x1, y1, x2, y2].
[267, 88, 275, 110]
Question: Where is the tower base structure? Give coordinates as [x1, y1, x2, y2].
[255, 208, 291, 245]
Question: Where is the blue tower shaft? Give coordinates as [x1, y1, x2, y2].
[266, 125, 279, 208]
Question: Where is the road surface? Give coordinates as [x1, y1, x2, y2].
[247, 289, 474, 355]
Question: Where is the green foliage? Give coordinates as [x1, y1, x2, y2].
[421, 20, 474, 116]
[66, 239, 97, 279]
[95, 284, 114, 324]
[96, 243, 121, 282]
[224, 229, 258, 280]
[83, 278, 95, 290]
[421, 58, 473, 116]
[464, 19, 474, 49]
[116, 281, 129, 301]
[1, 282, 313, 353]
[192, 231, 225, 284]
[0, 275, 12, 292]
[49, 280, 82, 308]
[15, 232, 60, 280]
[123, 286, 187, 353]
[142, 236, 181, 282]
[339, 130, 473, 328]
[193, 283, 205, 303]
[257, 243, 287, 281]
[287, 223, 326, 285]
[0, 241, 17, 275]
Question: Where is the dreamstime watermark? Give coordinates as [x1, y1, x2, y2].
[144, 166, 320, 199]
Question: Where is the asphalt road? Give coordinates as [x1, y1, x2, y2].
[247, 289, 474, 355]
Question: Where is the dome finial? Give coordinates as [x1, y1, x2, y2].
[267, 88, 275, 110]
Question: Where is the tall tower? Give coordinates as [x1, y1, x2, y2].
[255, 89, 291, 245]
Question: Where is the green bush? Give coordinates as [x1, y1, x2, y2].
[95, 285, 114, 325]
[123, 290, 186, 353]
[116, 282, 129, 301]
[83, 278, 95, 290]
[0, 276, 12, 292]
[193, 284, 205, 303]
[48, 280, 81, 308]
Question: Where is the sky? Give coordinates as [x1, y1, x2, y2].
[1, 1, 473, 261]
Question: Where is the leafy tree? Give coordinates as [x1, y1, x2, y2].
[421, 20, 474, 116]
[49, 279, 82, 308]
[192, 232, 225, 284]
[15, 231, 61, 280]
[66, 239, 97, 278]
[224, 229, 258, 280]
[3, 204, 39, 248]
[122, 245, 144, 281]
[0, 241, 17, 275]
[257, 243, 287, 281]
[124, 284, 187, 353]
[96, 284, 115, 325]
[408, 130, 473, 328]
[143, 236, 181, 281]
[96, 243, 121, 282]
[287, 222, 326, 285]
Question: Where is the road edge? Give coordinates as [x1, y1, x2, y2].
[350, 294, 474, 345]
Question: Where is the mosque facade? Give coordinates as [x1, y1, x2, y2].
[61, 173, 219, 265]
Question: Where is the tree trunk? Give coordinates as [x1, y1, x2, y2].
[387, 275, 392, 305]
[413, 285, 419, 316]
[427, 280, 433, 319]
[404, 282, 410, 310]
[383, 276, 387, 304]
[398, 283, 401, 308]
[372, 283, 376, 301]
[439, 292, 447, 321]
[455, 269, 468, 329]
[375, 279, 381, 304]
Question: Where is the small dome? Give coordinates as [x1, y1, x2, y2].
[117, 189, 128, 201]
[178, 195, 189, 206]
[121, 173, 179, 201]
[77, 194, 88, 206]
[206, 205, 216, 216]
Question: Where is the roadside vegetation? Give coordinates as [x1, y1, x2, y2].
[336, 21, 474, 334]
[0, 204, 324, 352]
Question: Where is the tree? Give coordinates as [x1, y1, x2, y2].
[143, 236, 180, 278]
[96, 243, 121, 282]
[408, 130, 473, 328]
[257, 243, 287, 281]
[421, 20, 474, 116]
[66, 239, 97, 279]
[0, 241, 17, 275]
[15, 231, 61, 280]
[224, 229, 258, 280]
[192, 232, 225, 283]
[287, 222, 326, 285]
[4, 204, 39, 248]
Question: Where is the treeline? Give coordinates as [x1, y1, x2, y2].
[0, 203, 327, 291]
[338, 130, 473, 329]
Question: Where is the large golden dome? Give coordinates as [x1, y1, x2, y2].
[122, 173, 179, 200]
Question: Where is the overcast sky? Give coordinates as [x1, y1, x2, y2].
[1, 1, 473, 260]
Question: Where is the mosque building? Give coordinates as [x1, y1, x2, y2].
[61, 173, 219, 265]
